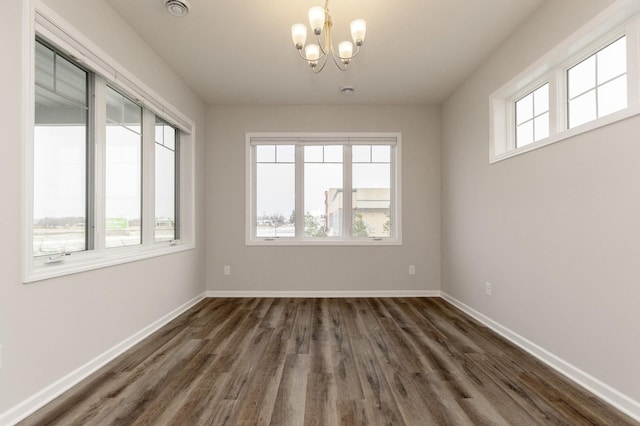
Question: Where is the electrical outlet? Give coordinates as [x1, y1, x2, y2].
[224, 265, 231, 276]
[408, 265, 415, 275]
[485, 282, 492, 296]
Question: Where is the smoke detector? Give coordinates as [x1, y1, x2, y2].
[165, 0, 191, 17]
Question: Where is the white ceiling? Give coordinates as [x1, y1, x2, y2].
[106, 0, 544, 105]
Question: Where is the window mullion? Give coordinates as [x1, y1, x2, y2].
[93, 76, 107, 251]
[550, 69, 563, 134]
[294, 144, 304, 240]
[343, 144, 353, 239]
[142, 109, 155, 246]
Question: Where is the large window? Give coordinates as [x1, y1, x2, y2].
[247, 134, 401, 245]
[490, 6, 640, 163]
[26, 22, 194, 282]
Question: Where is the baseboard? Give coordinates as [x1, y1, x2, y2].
[0, 292, 207, 426]
[440, 292, 640, 423]
[205, 290, 441, 298]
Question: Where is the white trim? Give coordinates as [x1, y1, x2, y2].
[206, 290, 440, 298]
[24, 243, 195, 283]
[440, 292, 640, 422]
[0, 293, 206, 426]
[21, 0, 36, 286]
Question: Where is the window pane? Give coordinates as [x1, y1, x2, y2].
[516, 120, 534, 148]
[106, 88, 123, 124]
[352, 145, 371, 162]
[105, 88, 142, 248]
[534, 112, 549, 141]
[163, 125, 176, 150]
[304, 145, 323, 162]
[35, 42, 54, 91]
[569, 89, 597, 128]
[352, 145, 391, 238]
[371, 145, 391, 162]
[277, 145, 295, 163]
[533, 84, 549, 116]
[598, 75, 627, 117]
[305, 146, 343, 237]
[256, 145, 295, 238]
[568, 55, 596, 99]
[33, 48, 88, 257]
[516, 93, 533, 125]
[155, 117, 176, 150]
[124, 100, 142, 133]
[324, 145, 343, 162]
[256, 145, 275, 163]
[155, 118, 177, 242]
[597, 37, 626, 84]
[56, 55, 87, 105]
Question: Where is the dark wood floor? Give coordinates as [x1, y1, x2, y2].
[20, 297, 637, 425]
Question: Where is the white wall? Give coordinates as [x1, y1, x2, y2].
[206, 105, 440, 294]
[0, 0, 206, 415]
[442, 0, 640, 406]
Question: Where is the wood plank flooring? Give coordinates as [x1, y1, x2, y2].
[20, 298, 637, 425]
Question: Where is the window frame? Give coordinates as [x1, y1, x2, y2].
[23, 1, 196, 283]
[245, 133, 402, 246]
[490, 1, 640, 163]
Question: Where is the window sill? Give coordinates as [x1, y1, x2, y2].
[245, 238, 402, 247]
[490, 104, 640, 163]
[23, 241, 195, 283]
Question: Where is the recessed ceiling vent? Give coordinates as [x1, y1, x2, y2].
[340, 85, 355, 96]
[165, 0, 191, 17]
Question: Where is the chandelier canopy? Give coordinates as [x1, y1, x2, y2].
[291, 0, 367, 73]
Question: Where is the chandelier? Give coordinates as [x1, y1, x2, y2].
[291, 0, 367, 73]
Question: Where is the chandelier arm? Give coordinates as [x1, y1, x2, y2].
[329, 51, 349, 71]
[311, 55, 330, 73]
[315, 33, 331, 56]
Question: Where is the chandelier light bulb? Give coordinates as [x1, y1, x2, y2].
[308, 6, 325, 35]
[350, 19, 366, 45]
[291, 23, 307, 49]
[338, 41, 353, 62]
[305, 44, 320, 67]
